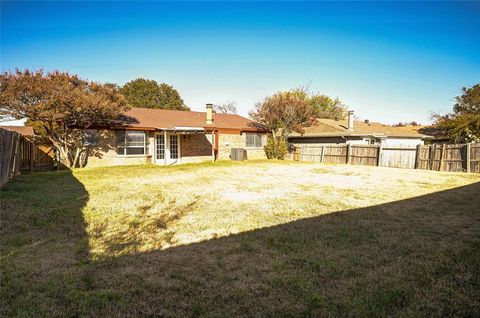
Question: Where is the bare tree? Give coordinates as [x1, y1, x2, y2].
[213, 101, 237, 114]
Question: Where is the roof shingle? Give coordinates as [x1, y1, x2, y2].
[291, 118, 425, 138]
[121, 107, 264, 132]
[0, 125, 35, 136]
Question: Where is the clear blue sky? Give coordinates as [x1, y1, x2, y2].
[1, 1, 479, 124]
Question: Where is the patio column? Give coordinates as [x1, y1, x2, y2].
[164, 130, 167, 165]
[211, 130, 215, 162]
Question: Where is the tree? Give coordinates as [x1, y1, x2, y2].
[434, 83, 480, 143]
[453, 84, 480, 114]
[250, 88, 319, 159]
[393, 121, 420, 127]
[213, 101, 237, 114]
[120, 78, 189, 110]
[0, 69, 129, 168]
[291, 89, 347, 120]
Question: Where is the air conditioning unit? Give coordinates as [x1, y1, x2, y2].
[231, 148, 245, 161]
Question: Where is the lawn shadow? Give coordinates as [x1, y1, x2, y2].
[88, 180, 480, 317]
[1, 172, 479, 317]
[0, 170, 91, 315]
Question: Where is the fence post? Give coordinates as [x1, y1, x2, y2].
[321, 145, 325, 163]
[377, 144, 382, 166]
[414, 144, 421, 169]
[466, 143, 471, 173]
[346, 144, 351, 164]
[439, 144, 446, 171]
[428, 145, 434, 170]
[30, 141, 34, 172]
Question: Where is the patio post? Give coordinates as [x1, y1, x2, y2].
[211, 130, 216, 162]
[164, 130, 167, 165]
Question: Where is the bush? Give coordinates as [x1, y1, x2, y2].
[264, 136, 288, 159]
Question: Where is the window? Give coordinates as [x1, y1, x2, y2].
[156, 135, 165, 160]
[84, 129, 99, 146]
[365, 138, 376, 145]
[170, 135, 179, 159]
[245, 133, 264, 148]
[116, 130, 149, 155]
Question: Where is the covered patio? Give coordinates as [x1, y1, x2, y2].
[152, 127, 218, 165]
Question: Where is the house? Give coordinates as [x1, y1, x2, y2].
[288, 111, 426, 147]
[82, 104, 268, 167]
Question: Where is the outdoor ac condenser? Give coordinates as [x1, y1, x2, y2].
[231, 148, 245, 161]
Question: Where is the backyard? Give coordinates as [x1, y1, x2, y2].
[1, 160, 479, 317]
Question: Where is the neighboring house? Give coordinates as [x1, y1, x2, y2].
[82, 104, 268, 167]
[0, 125, 35, 137]
[289, 111, 426, 147]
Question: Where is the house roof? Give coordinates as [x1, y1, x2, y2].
[0, 125, 35, 136]
[290, 118, 425, 138]
[120, 107, 265, 132]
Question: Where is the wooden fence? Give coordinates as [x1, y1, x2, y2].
[290, 143, 480, 173]
[0, 128, 55, 187]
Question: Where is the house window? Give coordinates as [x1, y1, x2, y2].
[156, 135, 165, 160]
[84, 129, 99, 146]
[116, 130, 149, 155]
[170, 135, 179, 159]
[365, 138, 375, 145]
[245, 133, 264, 148]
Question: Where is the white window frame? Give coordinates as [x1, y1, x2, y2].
[116, 130, 149, 156]
[245, 133, 264, 148]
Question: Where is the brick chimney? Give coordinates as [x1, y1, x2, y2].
[348, 110, 354, 131]
[206, 103, 213, 124]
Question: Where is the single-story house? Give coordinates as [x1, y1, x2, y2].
[289, 111, 426, 147]
[82, 104, 268, 167]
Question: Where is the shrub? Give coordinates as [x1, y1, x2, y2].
[264, 136, 288, 159]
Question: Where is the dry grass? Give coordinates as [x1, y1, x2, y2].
[1, 160, 479, 317]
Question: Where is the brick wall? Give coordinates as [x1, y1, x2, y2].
[84, 130, 153, 167]
[82, 129, 267, 167]
[217, 132, 267, 160]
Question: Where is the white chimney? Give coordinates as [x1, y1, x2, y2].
[206, 103, 213, 124]
[348, 110, 354, 131]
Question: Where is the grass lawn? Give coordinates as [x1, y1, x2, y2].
[1, 160, 479, 317]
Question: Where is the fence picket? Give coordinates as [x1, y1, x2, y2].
[0, 128, 55, 187]
[291, 142, 480, 173]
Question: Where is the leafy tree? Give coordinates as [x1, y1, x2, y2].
[0, 69, 129, 168]
[291, 89, 347, 120]
[453, 84, 480, 114]
[213, 101, 237, 114]
[434, 83, 480, 143]
[120, 78, 189, 110]
[250, 88, 318, 159]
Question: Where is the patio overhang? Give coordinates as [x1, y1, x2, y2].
[155, 127, 207, 134]
[154, 126, 218, 161]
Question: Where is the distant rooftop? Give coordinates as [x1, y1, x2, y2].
[290, 118, 425, 138]
[0, 125, 35, 136]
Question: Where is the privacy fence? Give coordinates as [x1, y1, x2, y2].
[0, 128, 55, 187]
[290, 143, 480, 173]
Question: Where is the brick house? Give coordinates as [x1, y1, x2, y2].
[82, 104, 268, 167]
